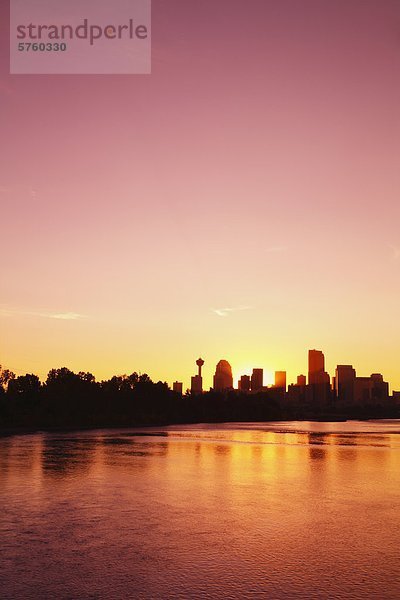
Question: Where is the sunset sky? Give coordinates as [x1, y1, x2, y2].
[1, 0, 400, 390]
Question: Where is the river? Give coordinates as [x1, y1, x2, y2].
[1, 421, 399, 599]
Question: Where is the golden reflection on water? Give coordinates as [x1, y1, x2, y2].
[1, 422, 400, 599]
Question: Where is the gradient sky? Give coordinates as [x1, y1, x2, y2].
[1, 0, 400, 390]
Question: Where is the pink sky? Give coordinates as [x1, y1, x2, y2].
[1, 0, 400, 390]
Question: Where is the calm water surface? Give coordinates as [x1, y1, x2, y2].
[1, 421, 400, 599]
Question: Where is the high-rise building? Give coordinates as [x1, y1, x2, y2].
[238, 375, 251, 392]
[336, 368, 389, 406]
[250, 368, 263, 392]
[191, 357, 204, 394]
[297, 374, 306, 386]
[275, 371, 286, 391]
[353, 376, 370, 405]
[173, 381, 183, 394]
[191, 375, 202, 395]
[308, 349, 327, 384]
[335, 365, 356, 404]
[308, 349, 331, 405]
[370, 373, 389, 403]
[213, 360, 233, 391]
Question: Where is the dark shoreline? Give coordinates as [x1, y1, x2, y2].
[2, 415, 399, 439]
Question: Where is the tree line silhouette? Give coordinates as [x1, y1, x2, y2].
[0, 365, 397, 431]
[0, 364, 285, 429]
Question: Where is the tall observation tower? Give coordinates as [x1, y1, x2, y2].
[191, 358, 204, 395]
[196, 358, 204, 378]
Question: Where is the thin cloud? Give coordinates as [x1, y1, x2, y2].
[0, 307, 86, 320]
[50, 312, 84, 320]
[212, 306, 253, 318]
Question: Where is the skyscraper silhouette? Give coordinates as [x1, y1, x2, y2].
[308, 349, 330, 405]
[335, 365, 356, 404]
[308, 349, 330, 385]
[238, 374, 251, 392]
[335, 367, 389, 406]
[251, 368, 263, 392]
[297, 374, 306, 386]
[275, 371, 287, 391]
[213, 360, 233, 391]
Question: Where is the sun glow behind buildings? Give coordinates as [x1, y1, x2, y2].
[234, 366, 275, 388]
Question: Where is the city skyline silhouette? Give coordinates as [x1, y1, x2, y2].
[1, 345, 397, 404]
[0, 343, 397, 432]
[183, 348, 393, 404]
